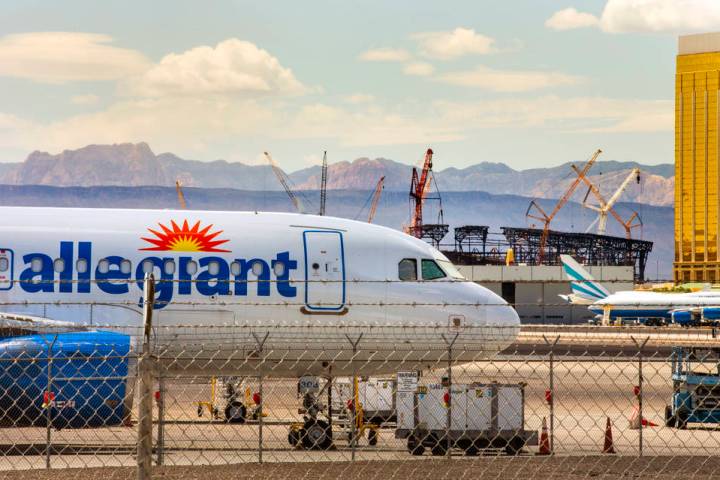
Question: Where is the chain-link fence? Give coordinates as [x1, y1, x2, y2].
[0, 313, 719, 477]
[1, 272, 720, 479]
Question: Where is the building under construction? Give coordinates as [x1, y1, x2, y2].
[443, 225, 653, 282]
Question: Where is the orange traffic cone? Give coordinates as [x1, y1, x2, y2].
[629, 405, 658, 429]
[603, 417, 616, 454]
[537, 416, 551, 455]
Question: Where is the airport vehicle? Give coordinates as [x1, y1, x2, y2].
[395, 381, 537, 456]
[560, 254, 720, 326]
[666, 347, 720, 428]
[0, 207, 519, 436]
[332, 377, 396, 425]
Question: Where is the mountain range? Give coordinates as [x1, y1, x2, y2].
[0, 184, 673, 279]
[0, 143, 675, 206]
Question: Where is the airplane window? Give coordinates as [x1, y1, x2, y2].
[98, 259, 110, 274]
[186, 260, 198, 275]
[273, 261, 285, 277]
[251, 261, 264, 276]
[120, 259, 132, 275]
[142, 260, 154, 274]
[76, 259, 88, 274]
[230, 261, 241, 276]
[0, 258, 7, 272]
[421, 259, 446, 280]
[53, 258, 65, 273]
[398, 259, 417, 281]
[437, 259, 465, 280]
[31, 257, 43, 273]
[164, 259, 176, 275]
[208, 261, 220, 276]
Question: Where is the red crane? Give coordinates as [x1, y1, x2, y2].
[367, 176, 385, 223]
[407, 148, 434, 238]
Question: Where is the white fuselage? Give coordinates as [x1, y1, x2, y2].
[0, 207, 520, 376]
[590, 290, 720, 319]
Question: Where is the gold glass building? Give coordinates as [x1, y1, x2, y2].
[675, 33, 720, 282]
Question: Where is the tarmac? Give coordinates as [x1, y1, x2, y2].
[0, 326, 718, 474]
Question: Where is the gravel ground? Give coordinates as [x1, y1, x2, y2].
[3, 457, 720, 480]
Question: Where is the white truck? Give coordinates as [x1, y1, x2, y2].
[395, 381, 537, 456]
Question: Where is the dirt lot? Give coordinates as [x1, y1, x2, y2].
[2, 457, 720, 480]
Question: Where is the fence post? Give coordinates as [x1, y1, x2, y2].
[252, 332, 269, 464]
[345, 334, 363, 461]
[137, 273, 155, 480]
[543, 335, 560, 454]
[441, 333, 459, 460]
[156, 375, 164, 466]
[631, 336, 650, 457]
[45, 333, 59, 469]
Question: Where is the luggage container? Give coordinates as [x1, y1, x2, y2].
[395, 382, 537, 456]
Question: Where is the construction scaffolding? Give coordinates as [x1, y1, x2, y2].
[454, 225, 489, 254]
[501, 227, 653, 282]
[416, 224, 449, 248]
[441, 226, 653, 281]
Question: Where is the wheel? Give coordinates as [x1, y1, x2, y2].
[665, 406, 676, 428]
[430, 435, 448, 456]
[407, 436, 425, 456]
[677, 409, 689, 430]
[301, 419, 332, 450]
[464, 444, 479, 456]
[224, 401, 246, 423]
[368, 429, 378, 446]
[288, 428, 301, 447]
[505, 437, 524, 456]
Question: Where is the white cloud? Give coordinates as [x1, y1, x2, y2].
[432, 96, 673, 133]
[71, 94, 100, 105]
[127, 39, 306, 97]
[545, 8, 600, 30]
[0, 32, 151, 83]
[411, 27, 495, 59]
[344, 93, 376, 104]
[546, 1, 720, 34]
[358, 47, 412, 62]
[601, 0, 720, 33]
[403, 62, 435, 76]
[436, 66, 583, 92]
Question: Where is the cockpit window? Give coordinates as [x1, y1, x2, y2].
[437, 259, 465, 280]
[398, 259, 417, 281]
[421, 259, 446, 280]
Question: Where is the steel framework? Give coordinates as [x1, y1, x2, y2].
[454, 226, 489, 254]
[501, 226, 653, 281]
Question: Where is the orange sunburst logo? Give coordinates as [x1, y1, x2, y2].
[140, 220, 231, 252]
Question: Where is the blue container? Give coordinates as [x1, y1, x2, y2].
[0, 331, 132, 428]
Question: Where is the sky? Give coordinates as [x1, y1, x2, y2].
[0, 0, 717, 171]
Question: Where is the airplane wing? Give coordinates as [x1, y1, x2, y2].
[0, 312, 89, 335]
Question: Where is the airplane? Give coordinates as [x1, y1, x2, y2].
[0, 206, 520, 433]
[560, 254, 720, 326]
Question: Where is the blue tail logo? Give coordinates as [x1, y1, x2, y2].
[560, 255, 610, 302]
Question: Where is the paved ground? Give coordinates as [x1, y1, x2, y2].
[4, 457, 720, 480]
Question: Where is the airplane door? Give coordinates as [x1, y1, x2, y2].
[303, 230, 346, 311]
[0, 249, 13, 291]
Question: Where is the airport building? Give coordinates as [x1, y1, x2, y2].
[675, 32, 720, 282]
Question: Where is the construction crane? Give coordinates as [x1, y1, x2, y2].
[367, 176, 385, 223]
[264, 151, 302, 213]
[407, 148, 434, 238]
[526, 149, 602, 263]
[319, 151, 328, 216]
[575, 167, 642, 237]
[175, 180, 187, 209]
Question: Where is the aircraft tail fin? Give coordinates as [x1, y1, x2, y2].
[560, 254, 610, 302]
